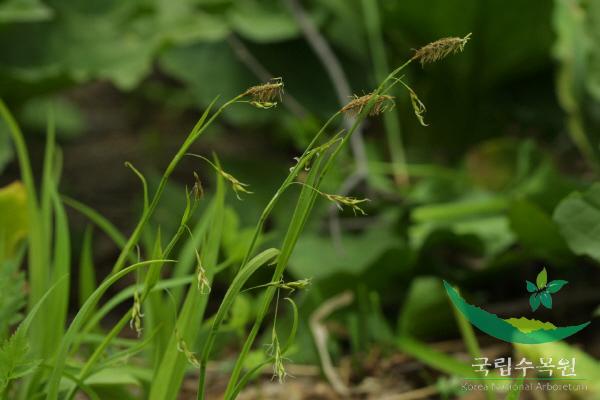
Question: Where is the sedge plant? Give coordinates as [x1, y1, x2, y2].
[0, 33, 470, 400]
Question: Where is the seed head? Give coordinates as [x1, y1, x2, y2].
[194, 249, 211, 294]
[187, 154, 253, 200]
[341, 93, 395, 116]
[192, 172, 203, 201]
[130, 290, 144, 337]
[278, 278, 311, 293]
[267, 333, 287, 383]
[220, 170, 252, 200]
[175, 329, 200, 368]
[244, 77, 284, 109]
[324, 193, 370, 215]
[412, 33, 471, 66]
[400, 82, 428, 126]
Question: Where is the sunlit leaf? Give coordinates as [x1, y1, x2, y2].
[536, 267, 547, 289]
[554, 183, 600, 264]
[0, 181, 28, 258]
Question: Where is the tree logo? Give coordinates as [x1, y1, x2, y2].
[443, 268, 590, 344]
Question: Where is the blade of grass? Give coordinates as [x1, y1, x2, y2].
[42, 180, 71, 358]
[197, 248, 281, 396]
[396, 335, 479, 378]
[80, 276, 194, 339]
[67, 190, 202, 397]
[0, 100, 49, 352]
[45, 259, 176, 400]
[222, 61, 415, 397]
[149, 165, 225, 400]
[78, 226, 96, 308]
[228, 297, 299, 398]
[221, 157, 323, 399]
[62, 196, 128, 250]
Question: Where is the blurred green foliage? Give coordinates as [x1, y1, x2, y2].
[0, 0, 599, 395]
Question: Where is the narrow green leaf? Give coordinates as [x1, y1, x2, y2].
[46, 259, 175, 400]
[78, 226, 96, 308]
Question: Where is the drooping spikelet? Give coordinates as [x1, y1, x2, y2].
[278, 278, 311, 293]
[341, 93, 395, 116]
[175, 328, 200, 368]
[192, 172, 204, 201]
[400, 81, 428, 126]
[187, 154, 253, 200]
[130, 290, 144, 337]
[412, 33, 471, 65]
[194, 249, 211, 294]
[243, 77, 284, 109]
[324, 193, 370, 215]
[219, 169, 252, 200]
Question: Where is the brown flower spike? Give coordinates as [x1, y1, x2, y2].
[341, 93, 395, 116]
[412, 33, 472, 65]
[244, 77, 284, 107]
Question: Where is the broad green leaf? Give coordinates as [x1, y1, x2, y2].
[158, 41, 266, 124]
[0, 2, 228, 90]
[397, 277, 454, 339]
[20, 96, 85, 139]
[553, 183, 600, 263]
[0, 181, 28, 258]
[508, 199, 571, 262]
[288, 227, 397, 280]
[411, 211, 514, 259]
[547, 279, 568, 294]
[0, 0, 52, 23]
[227, 0, 300, 43]
[536, 267, 547, 288]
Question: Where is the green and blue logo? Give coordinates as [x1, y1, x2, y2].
[444, 268, 590, 344]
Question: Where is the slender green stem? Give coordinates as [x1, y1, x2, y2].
[69, 197, 199, 395]
[239, 111, 342, 268]
[196, 249, 280, 399]
[221, 60, 414, 398]
[46, 260, 175, 400]
[111, 95, 241, 275]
